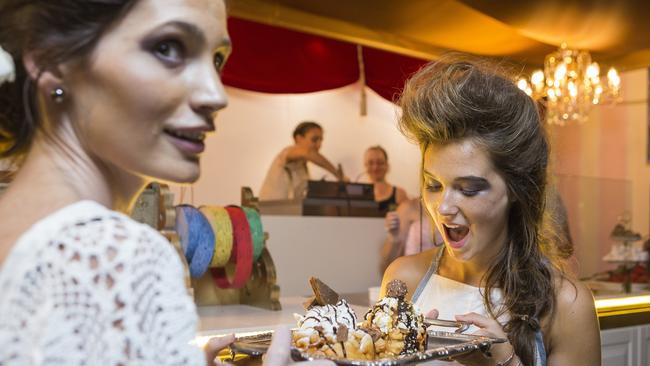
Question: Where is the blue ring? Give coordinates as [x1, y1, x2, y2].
[175, 205, 215, 277]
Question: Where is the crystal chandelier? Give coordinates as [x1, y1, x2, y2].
[517, 43, 621, 126]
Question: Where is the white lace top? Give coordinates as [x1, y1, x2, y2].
[0, 201, 205, 365]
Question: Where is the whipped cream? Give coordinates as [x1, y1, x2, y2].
[294, 299, 357, 343]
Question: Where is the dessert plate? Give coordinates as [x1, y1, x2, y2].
[230, 330, 506, 366]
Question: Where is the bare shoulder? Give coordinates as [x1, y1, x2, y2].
[395, 187, 409, 204]
[546, 276, 600, 365]
[381, 247, 438, 300]
[553, 276, 597, 327]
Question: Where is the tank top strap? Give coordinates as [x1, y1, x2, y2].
[534, 326, 547, 366]
[411, 248, 444, 302]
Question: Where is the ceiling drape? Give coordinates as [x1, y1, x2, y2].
[222, 17, 429, 102]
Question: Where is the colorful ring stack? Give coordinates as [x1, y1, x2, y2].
[174, 203, 266, 289]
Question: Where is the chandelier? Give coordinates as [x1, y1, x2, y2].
[517, 43, 621, 126]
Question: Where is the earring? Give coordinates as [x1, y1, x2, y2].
[50, 87, 65, 103]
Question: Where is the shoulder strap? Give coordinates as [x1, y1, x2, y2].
[411, 248, 445, 302]
[431, 247, 444, 274]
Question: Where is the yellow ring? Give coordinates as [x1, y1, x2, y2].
[199, 206, 233, 267]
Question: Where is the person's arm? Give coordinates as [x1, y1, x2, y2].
[286, 145, 342, 180]
[379, 201, 416, 274]
[545, 278, 601, 366]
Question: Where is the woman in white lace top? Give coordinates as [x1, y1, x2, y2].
[0, 1, 332, 365]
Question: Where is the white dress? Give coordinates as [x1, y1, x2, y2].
[0, 201, 205, 365]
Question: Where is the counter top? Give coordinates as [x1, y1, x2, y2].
[594, 292, 650, 329]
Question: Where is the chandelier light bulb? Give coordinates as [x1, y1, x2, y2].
[554, 63, 567, 80]
[607, 67, 621, 88]
[586, 62, 600, 79]
[531, 70, 545, 88]
[568, 81, 578, 98]
[595, 85, 603, 95]
[517, 78, 529, 91]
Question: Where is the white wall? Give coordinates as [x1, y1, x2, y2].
[170, 82, 422, 206]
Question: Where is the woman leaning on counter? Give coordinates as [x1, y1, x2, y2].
[259, 121, 345, 200]
[381, 57, 600, 366]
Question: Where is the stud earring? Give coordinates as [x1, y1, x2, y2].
[50, 87, 65, 103]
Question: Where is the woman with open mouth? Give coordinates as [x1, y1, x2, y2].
[380, 56, 600, 366]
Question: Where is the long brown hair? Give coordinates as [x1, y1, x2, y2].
[398, 55, 563, 365]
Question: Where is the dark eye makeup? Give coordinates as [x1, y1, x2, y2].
[423, 176, 490, 197]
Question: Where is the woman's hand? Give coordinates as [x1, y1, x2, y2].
[425, 308, 439, 319]
[384, 212, 400, 236]
[205, 333, 236, 366]
[452, 312, 517, 366]
[264, 325, 335, 366]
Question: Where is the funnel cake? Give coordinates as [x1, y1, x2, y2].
[360, 280, 427, 358]
[293, 277, 375, 360]
[293, 299, 376, 360]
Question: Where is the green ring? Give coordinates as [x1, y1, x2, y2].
[242, 207, 264, 261]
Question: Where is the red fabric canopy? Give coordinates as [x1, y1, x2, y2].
[222, 17, 430, 102]
[363, 47, 429, 102]
[222, 18, 359, 93]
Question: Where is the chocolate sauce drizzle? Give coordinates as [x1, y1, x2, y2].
[300, 300, 357, 358]
[364, 296, 425, 356]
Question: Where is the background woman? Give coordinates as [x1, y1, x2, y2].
[0, 1, 331, 365]
[363, 145, 408, 214]
[259, 121, 345, 200]
[381, 57, 600, 365]
[380, 197, 443, 274]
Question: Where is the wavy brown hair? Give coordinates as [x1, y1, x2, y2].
[398, 55, 565, 366]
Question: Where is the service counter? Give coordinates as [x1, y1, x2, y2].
[260, 214, 385, 297]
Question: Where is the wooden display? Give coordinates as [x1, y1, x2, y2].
[131, 184, 281, 310]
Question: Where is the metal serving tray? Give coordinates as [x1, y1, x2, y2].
[230, 330, 506, 366]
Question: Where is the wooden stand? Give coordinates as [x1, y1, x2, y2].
[132, 184, 281, 310]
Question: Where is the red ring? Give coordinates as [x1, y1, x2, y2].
[211, 206, 253, 289]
